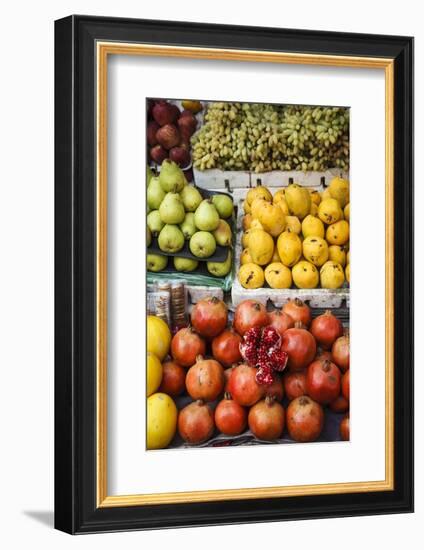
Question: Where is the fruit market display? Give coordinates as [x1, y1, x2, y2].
[238, 177, 350, 289]
[147, 160, 234, 277]
[146, 298, 350, 449]
[145, 98, 351, 451]
[191, 103, 349, 173]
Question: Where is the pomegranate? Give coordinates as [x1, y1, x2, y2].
[191, 296, 228, 339]
[156, 123, 180, 150]
[306, 358, 341, 404]
[268, 310, 294, 337]
[147, 120, 160, 146]
[178, 400, 214, 444]
[214, 393, 247, 436]
[282, 298, 311, 327]
[280, 322, 316, 371]
[341, 370, 350, 401]
[332, 333, 350, 372]
[248, 396, 285, 440]
[282, 370, 307, 401]
[263, 375, 284, 401]
[152, 100, 179, 126]
[340, 414, 350, 441]
[286, 396, 324, 442]
[227, 364, 264, 406]
[233, 300, 269, 336]
[158, 361, 186, 396]
[329, 394, 349, 413]
[310, 310, 343, 349]
[149, 144, 168, 164]
[212, 329, 242, 367]
[171, 327, 206, 367]
[185, 356, 224, 401]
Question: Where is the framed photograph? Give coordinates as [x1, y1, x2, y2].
[55, 15, 414, 534]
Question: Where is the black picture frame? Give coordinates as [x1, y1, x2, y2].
[55, 15, 414, 534]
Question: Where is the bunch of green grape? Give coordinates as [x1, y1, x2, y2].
[191, 102, 349, 173]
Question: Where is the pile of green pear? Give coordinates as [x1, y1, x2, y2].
[147, 160, 234, 277]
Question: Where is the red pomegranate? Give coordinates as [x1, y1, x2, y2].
[329, 394, 349, 413]
[185, 356, 224, 401]
[263, 375, 284, 401]
[268, 310, 294, 337]
[310, 310, 343, 349]
[212, 329, 242, 367]
[282, 298, 311, 327]
[280, 322, 316, 371]
[306, 358, 341, 404]
[178, 400, 215, 444]
[340, 414, 350, 441]
[233, 300, 269, 336]
[158, 361, 186, 396]
[286, 396, 324, 442]
[214, 393, 247, 436]
[227, 364, 264, 407]
[171, 327, 206, 367]
[191, 297, 228, 339]
[248, 396, 285, 440]
[332, 333, 350, 372]
[341, 370, 350, 401]
[282, 370, 307, 401]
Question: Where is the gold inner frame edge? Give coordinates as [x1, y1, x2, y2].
[96, 42, 395, 508]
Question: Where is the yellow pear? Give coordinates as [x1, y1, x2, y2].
[271, 244, 281, 263]
[292, 260, 319, 289]
[320, 261, 345, 289]
[328, 245, 347, 267]
[242, 213, 252, 231]
[264, 263, 292, 289]
[257, 201, 286, 237]
[345, 263, 350, 283]
[240, 248, 254, 265]
[243, 200, 251, 214]
[251, 197, 270, 219]
[302, 236, 329, 267]
[329, 177, 350, 208]
[302, 214, 325, 239]
[318, 198, 343, 225]
[309, 189, 321, 206]
[273, 189, 286, 204]
[285, 216, 302, 235]
[238, 263, 265, 289]
[277, 231, 302, 267]
[248, 229, 274, 265]
[344, 203, 350, 222]
[326, 220, 350, 245]
[285, 183, 311, 220]
[250, 218, 264, 231]
[246, 185, 272, 205]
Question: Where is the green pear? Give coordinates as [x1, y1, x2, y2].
[207, 250, 232, 277]
[147, 226, 152, 247]
[147, 210, 164, 235]
[158, 224, 185, 254]
[159, 159, 186, 193]
[211, 194, 233, 219]
[179, 212, 197, 240]
[180, 185, 203, 212]
[147, 165, 154, 186]
[194, 199, 220, 231]
[174, 257, 198, 272]
[212, 219, 232, 246]
[159, 193, 185, 224]
[189, 231, 216, 258]
[147, 177, 166, 210]
[147, 253, 168, 272]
